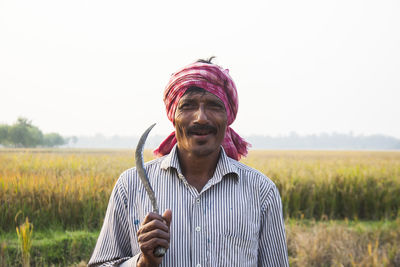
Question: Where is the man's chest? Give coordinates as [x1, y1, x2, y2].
[127, 177, 261, 266]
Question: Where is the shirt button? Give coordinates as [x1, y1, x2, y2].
[196, 264, 201, 267]
[196, 198, 201, 204]
[195, 226, 201, 232]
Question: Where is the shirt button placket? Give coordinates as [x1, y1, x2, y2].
[192, 195, 206, 267]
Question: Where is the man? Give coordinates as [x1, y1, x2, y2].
[88, 58, 289, 266]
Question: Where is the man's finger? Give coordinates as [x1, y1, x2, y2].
[138, 228, 170, 243]
[138, 218, 169, 236]
[141, 212, 165, 225]
[139, 238, 170, 253]
[162, 209, 172, 228]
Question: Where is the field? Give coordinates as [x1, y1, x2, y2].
[1, 149, 400, 266]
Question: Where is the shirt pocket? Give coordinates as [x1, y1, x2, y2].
[216, 233, 258, 267]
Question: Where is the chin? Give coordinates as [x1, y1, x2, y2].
[190, 144, 221, 157]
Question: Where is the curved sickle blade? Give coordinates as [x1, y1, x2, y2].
[135, 123, 158, 213]
[135, 123, 166, 257]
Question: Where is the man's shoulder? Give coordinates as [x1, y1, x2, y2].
[227, 157, 276, 187]
[227, 158, 281, 211]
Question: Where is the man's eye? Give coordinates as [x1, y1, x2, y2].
[209, 103, 225, 110]
[180, 103, 194, 109]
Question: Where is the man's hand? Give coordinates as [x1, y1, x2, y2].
[137, 209, 172, 267]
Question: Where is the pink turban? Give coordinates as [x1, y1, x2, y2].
[154, 61, 250, 161]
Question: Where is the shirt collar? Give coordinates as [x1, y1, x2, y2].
[160, 144, 239, 182]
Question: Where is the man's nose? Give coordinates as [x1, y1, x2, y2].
[194, 105, 208, 123]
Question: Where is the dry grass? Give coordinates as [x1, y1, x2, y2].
[242, 150, 400, 220]
[286, 219, 400, 266]
[0, 148, 154, 231]
[1, 149, 399, 232]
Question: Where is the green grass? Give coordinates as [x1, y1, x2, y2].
[1, 220, 400, 266]
[0, 230, 99, 266]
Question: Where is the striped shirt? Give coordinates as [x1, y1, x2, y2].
[88, 145, 289, 267]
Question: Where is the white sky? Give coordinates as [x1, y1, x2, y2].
[1, 0, 399, 138]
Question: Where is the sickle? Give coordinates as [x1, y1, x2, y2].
[135, 123, 166, 257]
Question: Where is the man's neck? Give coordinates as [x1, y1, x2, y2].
[177, 147, 221, 192]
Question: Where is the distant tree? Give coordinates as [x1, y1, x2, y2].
[7, 117, 43, 147]
[0, 124, 9, 145]
[0, 117, 66, 148]
[43, 133, 66, 147]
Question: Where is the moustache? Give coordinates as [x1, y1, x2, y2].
[187, 124, 217, 135]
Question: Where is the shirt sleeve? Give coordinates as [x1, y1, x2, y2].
[258, 184, 289, 267]
[88, 175, 140, 267]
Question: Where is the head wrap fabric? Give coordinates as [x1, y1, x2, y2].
[154, 62, 250, 160]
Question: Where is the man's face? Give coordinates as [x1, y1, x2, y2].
[174, 90, 227, 158]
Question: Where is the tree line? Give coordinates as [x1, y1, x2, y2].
[247, 132, 400, 150]
[0, 117, 71, 148]
[68, 132, 400, 150]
